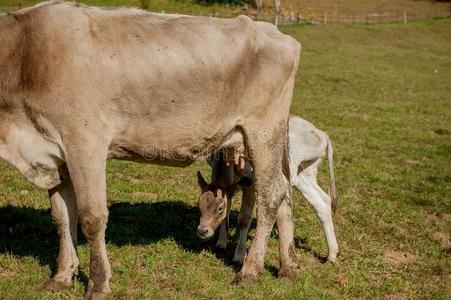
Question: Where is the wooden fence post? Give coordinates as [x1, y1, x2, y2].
[274, 0, 282, 14]
[403, 11, 407, 23]
[324, 12, 328, 25]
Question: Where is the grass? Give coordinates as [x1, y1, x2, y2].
[1, 0, 451, 19]
[1, 17, 451, 299]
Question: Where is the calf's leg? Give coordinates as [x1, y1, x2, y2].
[217, 190, 234, 249]
[294, 161, 338, 262]
[233, 186, 255, 264]
[216, 221, 228, 249]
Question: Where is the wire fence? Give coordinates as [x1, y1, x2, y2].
[1, 3, 450, 26]
[202, 10, 451, 26]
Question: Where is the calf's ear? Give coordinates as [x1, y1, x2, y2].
[197, 171, 209, 192]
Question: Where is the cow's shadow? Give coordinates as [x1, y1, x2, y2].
[0, 201, 245, 273]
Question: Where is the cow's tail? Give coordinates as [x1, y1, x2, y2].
[325, 134, 337, 213]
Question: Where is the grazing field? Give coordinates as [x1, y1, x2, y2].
[0, 17, 450, 299]
[1, 0, 451, 19]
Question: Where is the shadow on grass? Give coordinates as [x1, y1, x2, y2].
[0, 201, 322, 281]
[294, 237, 328, 263]
[0, 201, 254, 272]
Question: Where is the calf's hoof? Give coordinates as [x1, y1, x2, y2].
[327, 251, 339, 263]
[45, 278, 72, 292]
[216, 240, 227, 249]
[231, 271, 258, 285]
[278, 266, 300, 280]
[232, 251, 246, 265]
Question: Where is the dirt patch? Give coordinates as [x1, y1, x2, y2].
[0, 266, 13, 277]
[383, 250, 416, 264]
[432, 231, 450, 249]
[440, 213, 451, 223]
[395, 225, 406, 235]
[405, 160, 421, 165]
[130, 178, 144, 184]
[387, 292, 409, 300]
[335, 274, 348, 286]
[132, 192, 158, 200]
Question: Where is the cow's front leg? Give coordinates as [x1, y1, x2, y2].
[233, 186, 255, 264]
[66, 147, 112, 300]
[276, 191, 299, 279]
[46, 166, 79, 291]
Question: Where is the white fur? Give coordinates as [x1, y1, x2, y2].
[221, 116, 339, 263]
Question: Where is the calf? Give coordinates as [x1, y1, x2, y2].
[197, 116, 339, 263]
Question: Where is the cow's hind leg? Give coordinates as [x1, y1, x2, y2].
[66, 145, 112, 300]
[234, 123, 291, 283]
[45, 166, 79, 291]
[233, 186, 256, 264]
[295, 160, 338, 262]
[276, 191, 299, 279]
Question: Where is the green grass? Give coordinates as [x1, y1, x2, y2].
[1, 18, 451, 299]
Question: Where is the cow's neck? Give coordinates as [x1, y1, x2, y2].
[0, 15, 23, 91]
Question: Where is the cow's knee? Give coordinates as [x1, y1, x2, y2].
[79, 209, 108, 240]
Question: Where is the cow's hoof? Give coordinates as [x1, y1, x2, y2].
[231, 271, 258, 285]
[85, 291, 113, 300]
[84, 282, 112, 300]
[278, 266, 300, 280]
[45, 279, 72, 292]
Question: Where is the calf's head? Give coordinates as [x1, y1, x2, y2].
[196, 171, 228, 240]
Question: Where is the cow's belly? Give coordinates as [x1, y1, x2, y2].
[108, 121, 244, 167]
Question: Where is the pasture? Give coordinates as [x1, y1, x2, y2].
[0, 16, 450, 299]
[1, 0, 451, 20]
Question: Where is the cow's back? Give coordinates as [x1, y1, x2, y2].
[7, 1, 300, 163]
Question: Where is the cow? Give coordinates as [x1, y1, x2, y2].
[197, 116, 339, 263]
[0, 1, 301, 298]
